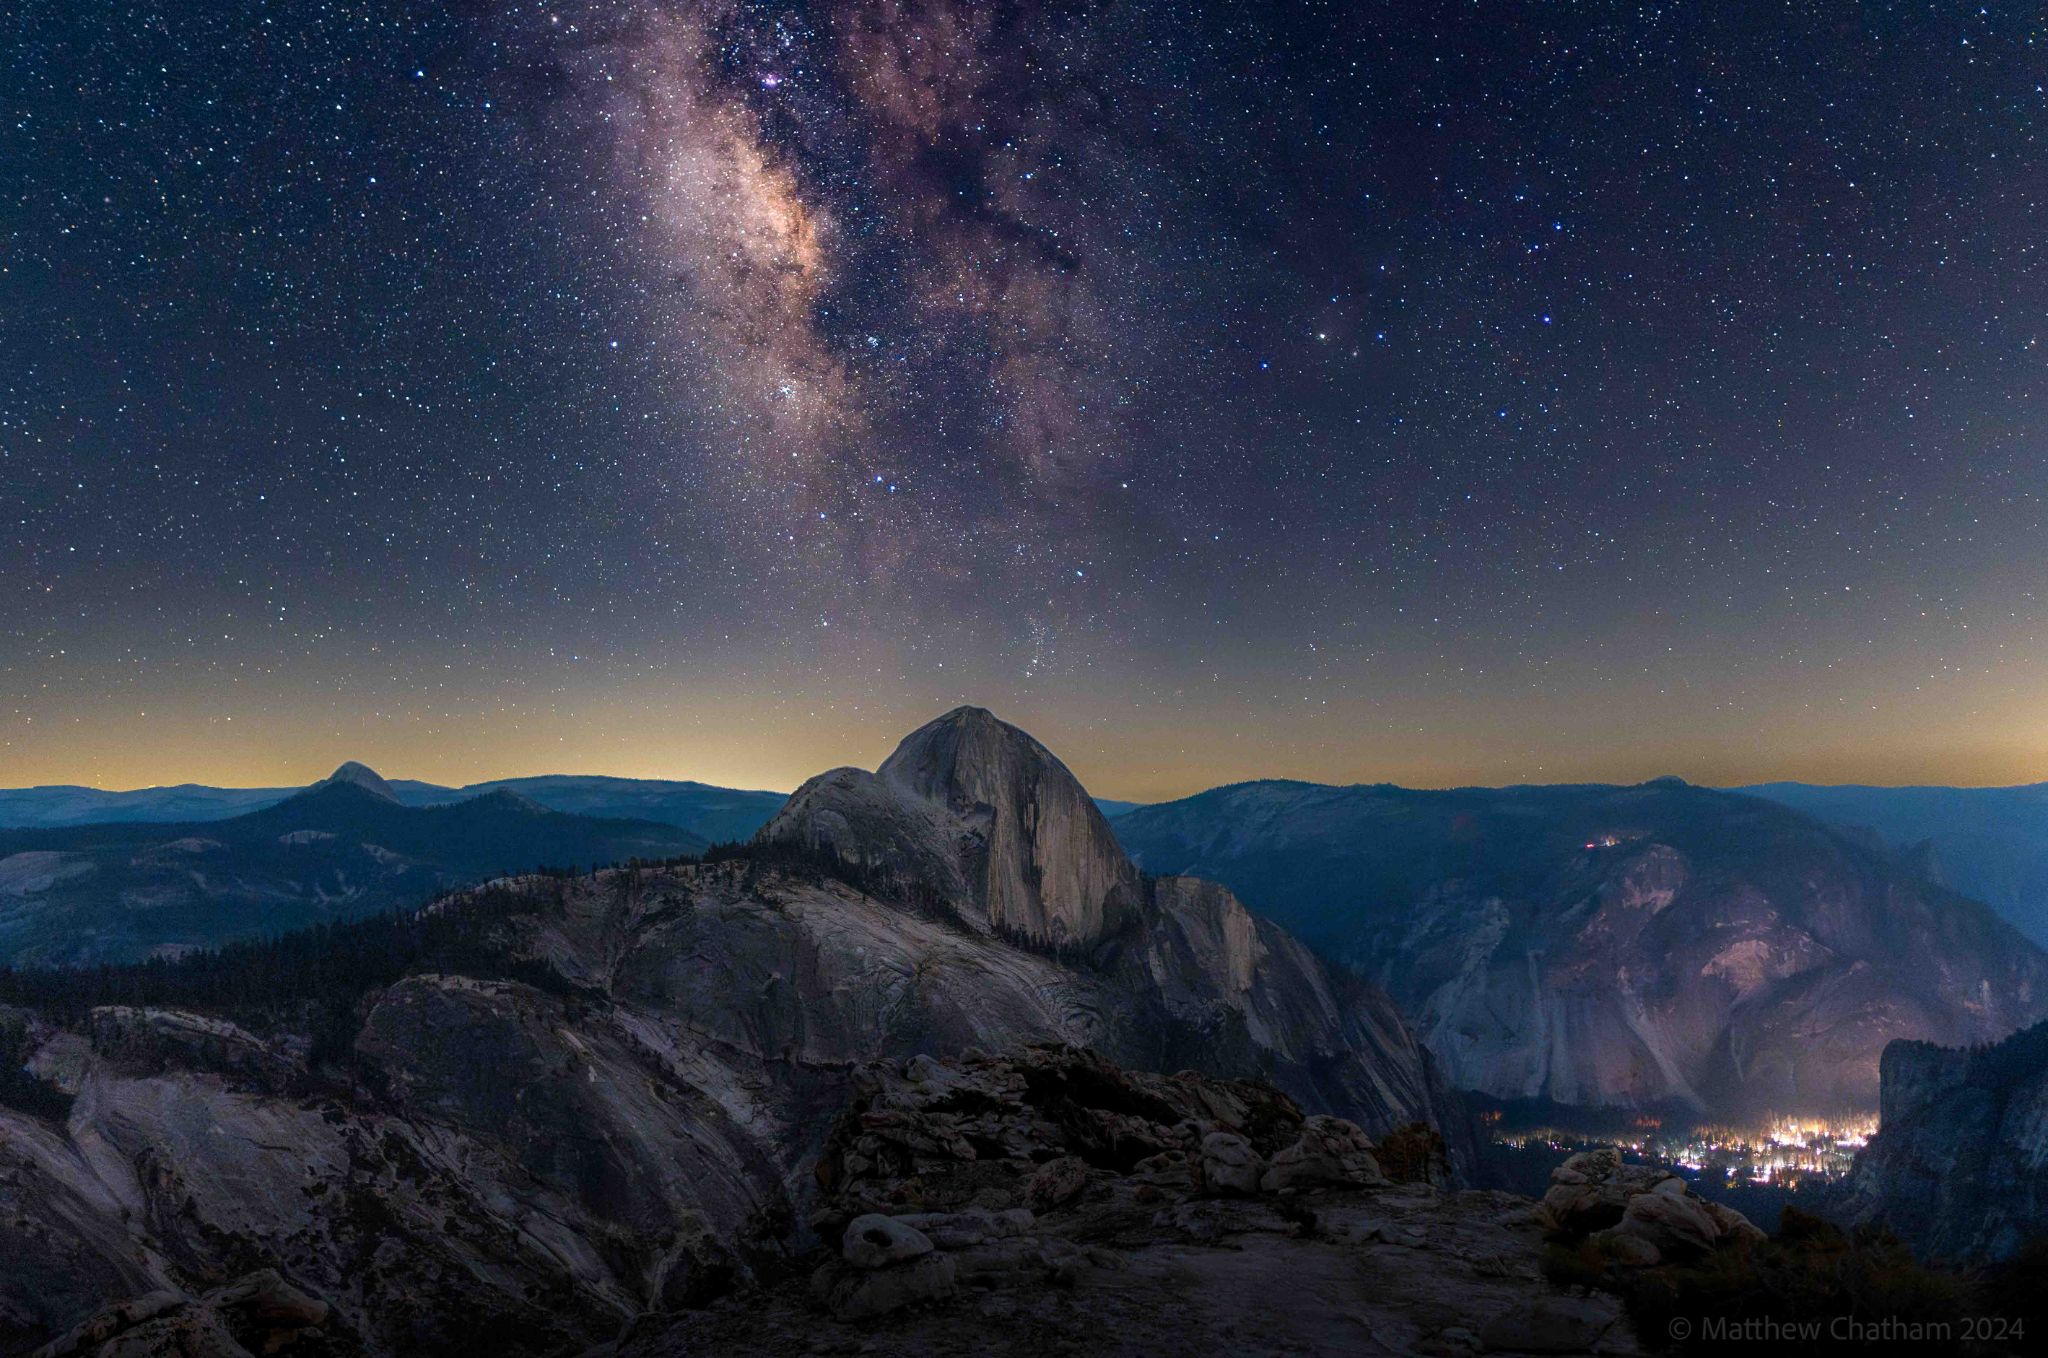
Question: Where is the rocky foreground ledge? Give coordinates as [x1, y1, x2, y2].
[601, 1043, 1754, 1358]
[599, 1046, 1729, 1357]
[27, 1044, 1730, 1358]
[14, 1029, 1788, 1358]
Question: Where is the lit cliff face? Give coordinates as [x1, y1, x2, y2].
[1116, 777, 2048, 1119]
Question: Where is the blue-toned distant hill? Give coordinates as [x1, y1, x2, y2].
[1113, 777, 2048, 1119]
[0, 769, 789, 846]
[1739, 781, 2048, 946]
[0, 764, 708, 967]
[406, 775, 788, 846]
[0, 783, 298, 828]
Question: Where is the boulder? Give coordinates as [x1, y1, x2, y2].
[1259, 1115, 1385, 1192]
[1559, 1148, 1621, 1180]
[891, 1208, 1035, 1250]
[31, 1272, 329, 1358]
[1601, 1232, 1663, 1268]
[1538, 1148, 1681, 1234]
[94, 1307, 250, 1358]
[1533, 1145, 1765, 1268]
[1200, 1131, 1265, 1196]
[1026, 1156, 1090, 1210]
[1609, 1185, 1722, 1260]
[1702, 1198, 1766, 1244]
[841, 1215, 935, 1269]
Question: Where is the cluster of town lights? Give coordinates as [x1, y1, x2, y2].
[1495, 1112, 1879, 1186]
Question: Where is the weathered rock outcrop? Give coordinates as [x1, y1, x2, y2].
[1535, 1147, 1762, 1267]
[1843, 1021, 2048, 1259]
[1117, 778, 2048, 1115]
[0, 710, 1473, 1356]
[607, 1045, 1636, 1358]
[31, 1270, 331, 1358]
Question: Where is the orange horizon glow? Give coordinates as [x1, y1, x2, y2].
[7, 684, 2046, 803]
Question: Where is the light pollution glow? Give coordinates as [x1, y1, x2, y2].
[7, 656, 2046, 802]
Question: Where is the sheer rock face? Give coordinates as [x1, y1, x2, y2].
[1118, 778, 2048, 1116]
[1, 710, 1472, 1356]
[1844, 1024, 2048, 1260]
[1118, 874, 1451, 1136]
[763, 707, 1139, 947]
[755, 709, 1459, 1143]
[876, 707, 1139, 947]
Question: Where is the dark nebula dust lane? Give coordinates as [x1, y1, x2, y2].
[3, 2, 2045, 794]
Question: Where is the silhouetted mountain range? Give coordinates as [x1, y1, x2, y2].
[0, 772, 788, 844]
[0, 767, 704, 966]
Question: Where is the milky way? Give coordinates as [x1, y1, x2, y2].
[3, 2, 2045, 795]
[531, 1, 1214, 626]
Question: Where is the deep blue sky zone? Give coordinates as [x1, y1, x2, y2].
[3, 2, 2044, 794]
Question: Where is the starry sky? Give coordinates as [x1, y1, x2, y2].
[4, 1, 2046, 800]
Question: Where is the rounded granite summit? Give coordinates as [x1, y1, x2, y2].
[764, 705, 1139, 949]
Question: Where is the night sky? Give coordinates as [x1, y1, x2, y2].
[5, 2, 2045, 799]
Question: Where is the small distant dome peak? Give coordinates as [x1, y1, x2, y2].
[319, 761, 398, 801]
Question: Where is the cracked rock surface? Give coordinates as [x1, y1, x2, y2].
[617, 1046, 1639, 1358]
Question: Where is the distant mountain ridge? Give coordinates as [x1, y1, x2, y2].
[1114, 776, 2048, 1118]
[1738, 781, 2048, 945]
[0, 770, 789, 845]
[17, 773, 2047, 944]
[0, 765, 707, 967]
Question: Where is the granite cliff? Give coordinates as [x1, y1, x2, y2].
[1116, 778, 2048, 1116]
[1843, 1021, 2048, 1260]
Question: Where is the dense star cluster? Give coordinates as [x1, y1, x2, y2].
[3, 2, 2044, 794]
